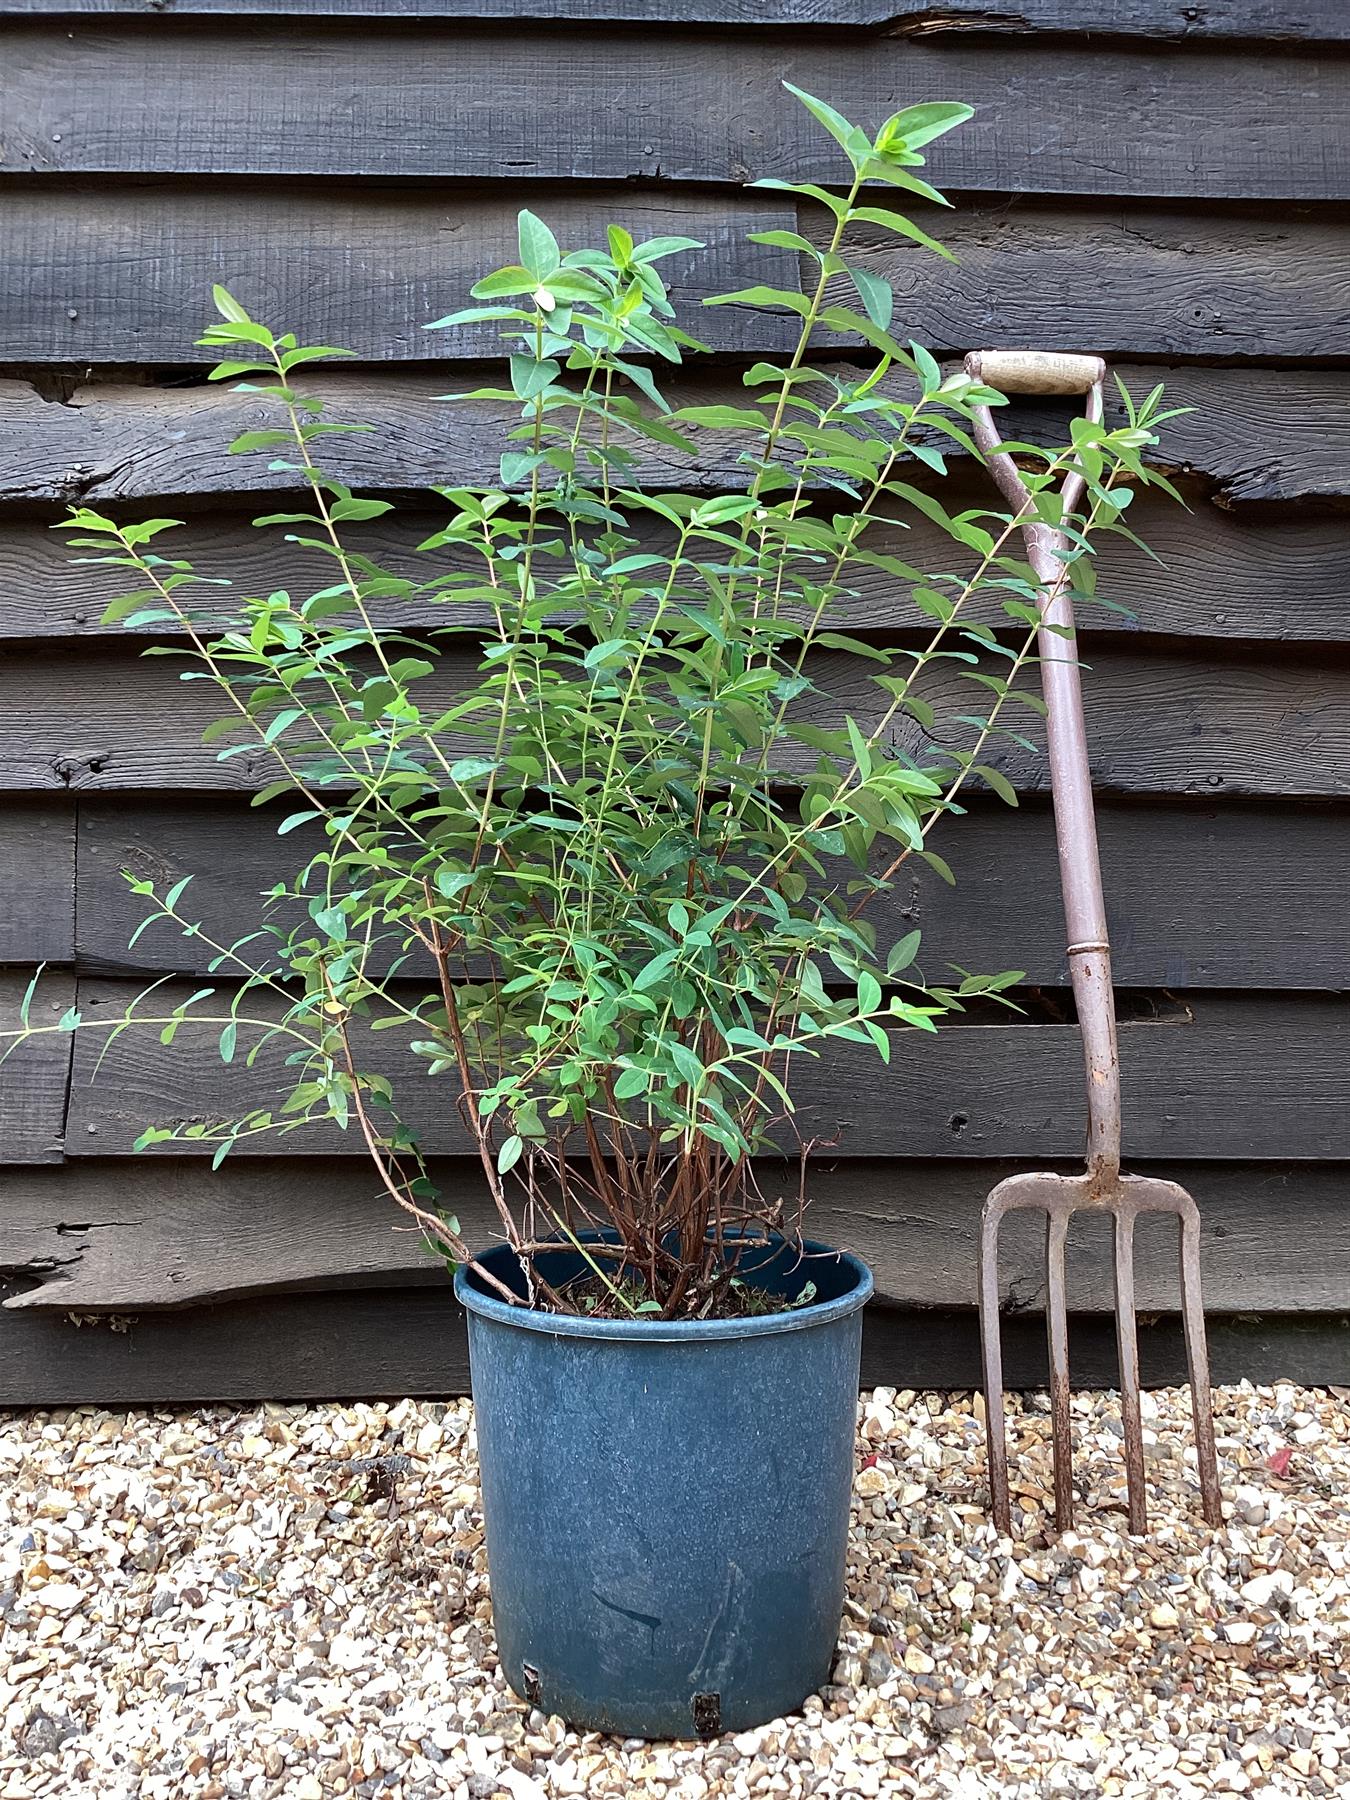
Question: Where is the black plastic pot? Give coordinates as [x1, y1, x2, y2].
[455, 1234, 873, 1739]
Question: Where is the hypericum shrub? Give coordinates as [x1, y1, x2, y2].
[17, 87, 1179, 1318]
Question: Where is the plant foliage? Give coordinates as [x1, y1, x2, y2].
[13, 86, 1180, 1318]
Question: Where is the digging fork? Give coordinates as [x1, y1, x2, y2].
[964, 349, 1223, 1537]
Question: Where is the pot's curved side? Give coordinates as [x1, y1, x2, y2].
[457, 1239, 872, 1739]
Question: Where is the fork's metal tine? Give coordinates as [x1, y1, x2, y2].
[1177, 1198, 1224, 1527]
[978, 1202, 1013, 1536]
[1045, 1209, 1074, 1532]
[1111, 1209, 1147, 1534]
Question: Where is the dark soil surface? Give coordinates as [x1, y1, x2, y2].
[549, 1267, 816, 1322]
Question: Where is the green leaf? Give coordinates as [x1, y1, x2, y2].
[852, 206, 954, 261]
[518, 210, 560, 280]
[702, 286, 811, 317]
[849, 266, 894, 331]
[630, 234, 704, 264]
[634, 949, 679, 992]
[887, 930, 922, 975]
[509, 355, 560, 402]
[424, 304, 533, 331]
[18, 965, 44, 1028]
[746, 229, 818, 255]
[470, 267, 537, 300]
[449, 757, 499, 783]
[497, 1133, 525, 1175]
[877, 101, 974, 154]
[676, 405, 770, 430]
[975, 764, 1019, 806]
[782, 81, 870, 166]
[212, 285, 251, 323]
[921, 848, 957, 887]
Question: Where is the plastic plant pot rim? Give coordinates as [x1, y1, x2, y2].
[454, 1235, 874, 1344]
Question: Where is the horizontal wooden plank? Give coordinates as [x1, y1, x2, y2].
[3, 1154, 1346, 1315]
[821, 202, 1350, 365]
[74, 794, 1350, 991]
[0, 1279, 1342, 1406]
[0, 641, 1344, 796]
[0, 970, 76, 1164]
[5, 366, 1344, 507]
[7, 186, 1347, 366]
[0, 798, 74, 962]
[6, 490, 1347, 644]
[60, 983, 1350, 1160]
[4, 26, 1347, 200]
[0, 1, 1344, 46]
[0, 185, 802, 364]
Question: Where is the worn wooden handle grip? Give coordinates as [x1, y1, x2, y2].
[965, 349, 1106, 395]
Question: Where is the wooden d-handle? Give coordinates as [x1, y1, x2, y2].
[964, 349, 1105, 395]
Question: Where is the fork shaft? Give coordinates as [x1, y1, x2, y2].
[966, 390, 1121, 1185]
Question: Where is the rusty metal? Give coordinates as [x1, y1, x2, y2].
[965, 349, 1223, 1537]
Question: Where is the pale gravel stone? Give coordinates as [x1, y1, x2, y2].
[0, 1383, 1346, 1797]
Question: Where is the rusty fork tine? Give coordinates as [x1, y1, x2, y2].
[1112, 1208, 1148, 1535]
[978, 1201, 1013, 1536]
[1044, 1209, 1074, 1532]
[1177, 1196, 1224, 1526]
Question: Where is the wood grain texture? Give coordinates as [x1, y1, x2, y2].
[60, 983, 1350, 1161]
[0, 799, 74, 963]
[74, 794, 1350, 991]
[0, 185, 802, 364]
[0, 1281, 1341, 1406]
[0, 970, 76, 1165]
[0, 641, 1344, 797]
[7, 186, 1347, 366]
[0, 1, 1344, 43]
[5, 366, 1344, 507]
[3, 1154, 1346, 1314]
[5, 491, 1347, 644]
[3, 25, 1347, 200]
[818, 202, 1350, 365]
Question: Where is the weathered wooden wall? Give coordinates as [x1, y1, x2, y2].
[0, 0, 1346, 1401]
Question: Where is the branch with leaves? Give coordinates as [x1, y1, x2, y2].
[5, 84, 1183, 1319]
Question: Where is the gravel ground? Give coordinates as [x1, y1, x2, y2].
[0, 1382, 1346, 1800]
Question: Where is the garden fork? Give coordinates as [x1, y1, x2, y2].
[963, 349, 1222, 1537]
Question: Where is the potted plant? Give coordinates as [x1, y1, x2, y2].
[17, 87, 1174, 1736]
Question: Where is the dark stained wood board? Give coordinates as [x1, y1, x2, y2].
[0, 1281, 1342, 1406]
[8, 489, 1350, 647]
[3, 1153, 1347, 1315]
[0, 186, 803, 364]
[71, 793, 1350, 992]
[5, 366, 1345, 508]
[6, 186, 1348, 367]
[0, 0, 1344, 42]
[0, 798, 74, 962]
[6, 492, 1350, 646]
[812, 202, 1350, 366]
[0, 640, 1344, 797]
[59, 981, 1350, 1161]
[0, 970, 76, 1164]
[4, 26, 1348, 200]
